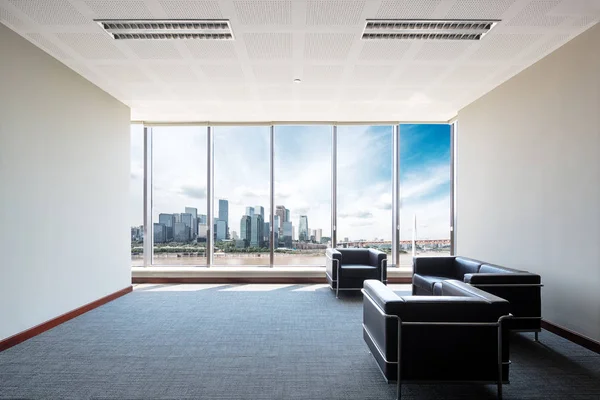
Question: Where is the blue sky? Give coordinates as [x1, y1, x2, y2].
[130, 124, 451, 241]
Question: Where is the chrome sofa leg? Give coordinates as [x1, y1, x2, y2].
[534, 331, 539, 342]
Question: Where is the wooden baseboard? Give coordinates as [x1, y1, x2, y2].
[542, 320, 600, 354]
[132, 277, 412, 284]
[0, 286, 133, 353]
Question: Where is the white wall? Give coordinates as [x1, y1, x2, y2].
[0, 24, 131, 341]
[457, 24, 600, 342]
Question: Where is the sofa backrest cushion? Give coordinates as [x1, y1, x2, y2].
[479, 263, 524, 274]
[453, 257, 483, 279]
[396, 296, 509, 322]
[439, 280, 507, 303]
[339, 248, 370, 265]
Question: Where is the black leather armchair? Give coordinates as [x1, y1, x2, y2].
[326, 248, 387, 298]
[413, 256, 542, 337]
[363, 279, 512, 399]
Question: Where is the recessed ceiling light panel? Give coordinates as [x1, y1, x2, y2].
[95, 19, 234, 40]
[362, 19, 500, 40]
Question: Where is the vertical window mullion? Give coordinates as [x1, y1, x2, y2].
[207, 126, 214, 267]
[143, 126, 153, 267]
[392, 124, 400, 268]
[269, 125, 275, 267]
[331, 125, 337, 248]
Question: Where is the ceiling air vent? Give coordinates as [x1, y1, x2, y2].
[362, 19, 499, 40]
[95, 20, 234, 40]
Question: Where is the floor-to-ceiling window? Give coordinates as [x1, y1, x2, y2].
[213, 126, 271, 265]
[273, 126, 331, 265]
[133, 123, 453, 269]
[152, 126, 207, 265]
[130, 124, 144, 266]
[337, 125, 393, 257]
[398, 124, 452, 269]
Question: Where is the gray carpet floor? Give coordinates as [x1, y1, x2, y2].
[1, 283, 599, 399]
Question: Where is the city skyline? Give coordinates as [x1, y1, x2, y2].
[130, 124, 451, 241]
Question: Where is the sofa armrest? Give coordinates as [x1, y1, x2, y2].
[413, 256, 455, 277]
[363, 280, 403, 314]
[464, 273, 541, 285]
[326, 248, 341, 280]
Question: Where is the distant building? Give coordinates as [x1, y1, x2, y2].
[218, 200, 228, 237]
[299, 215, 309, 241]
[273, 215, 280, 236]
[254, 206, 264, 220]
[159, 213, 175, 241]
[153, 223, 166, 243]
[180, 213, 193, 238]
[198, 214, 207, 224]
[282, 221, 293, 248]
[231, 230, 239, 240]
[285, 208, 290, 222]
[240, 215, 251, 245]
[174, 214, 181, 223]
[275, 205, 286, 235]
[264, 222, 270, 245]
[246, 206, 255, 217]
[250, 214, 264, 247]
[235, 239, 246, 249]
[185, 207, 198, 237]
[173, 222, 190, 242]
[197, 223, 208, 242]
[315, 228, 322, 243]
[216, 219, 227, 241]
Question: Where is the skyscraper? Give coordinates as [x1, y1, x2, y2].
[173, 222, 190, 242]
[246, 206, 255, 217]
[158, 213, 175, 241]
[240, 215, 251, 246]
[216, 219, 227, 241]
[299, 215, 309, 241]
[218, 200, 228, 224]
[185, 207, 198, 237]
[315, 228, 322, 243]
[263, 222, 270, 244]
[153, 223, 166, 244]
[250, 214, 264, 248]
[254, 206, 264, 220]
[273, 215, 280, 237]
[275, 205, 286, 235]
[282, 221, 293, 248]
[285, 208, 290, 222]
[180, 213, 193, 238]
[198, 214, 207, 224]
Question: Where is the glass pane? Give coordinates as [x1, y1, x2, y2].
[337, 126, 393, 261]
[399, 124, 451, 270]
[152, 126, 207, 265]
[274, 126, 331, 265]
[130, 125, 144, 266]
[213, 126, 270, 266]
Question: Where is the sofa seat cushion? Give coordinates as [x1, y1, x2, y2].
[341, 264, 379, 278]
[413, 274, 448, 292]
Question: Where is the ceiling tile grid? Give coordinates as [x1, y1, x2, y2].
[0, 0, 599, 122]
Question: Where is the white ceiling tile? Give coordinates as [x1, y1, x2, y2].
[198, 64, 245, 81]
[9, 0, 88, 25]
[302, 65, 345, 83]
[508, 0, 568, 27]
[351, 65, 395, 83]
[470, 33, 543, 61]
[234, 1, 292, 25]
[84, 0, 155, 19]
[126, 41, 183, 60]
[96, 64, 152, 82]
[376, 0, 442, 19]
[306, 1, 365, 26]
[396, 65, 448, 85]
[185, 41, 238, 59]
[148, 64, 200, 83]
[359, 41, 412, 61]
[0, 6, 26, 28]
[26, 33, 72, 60]
[414, 41, 476, 61]
[304, 33, 355, 60]
[252, 64, 294, 82]
[159, 0, 223, 18]
[244, 33, 293, 59]
[56, 33, 127, 59]
[445, 0, 517, 19]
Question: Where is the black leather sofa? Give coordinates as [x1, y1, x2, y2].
[325, 248, 387, 298]
[412, 256, 542, 335]
[363, 279, 512, 399]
